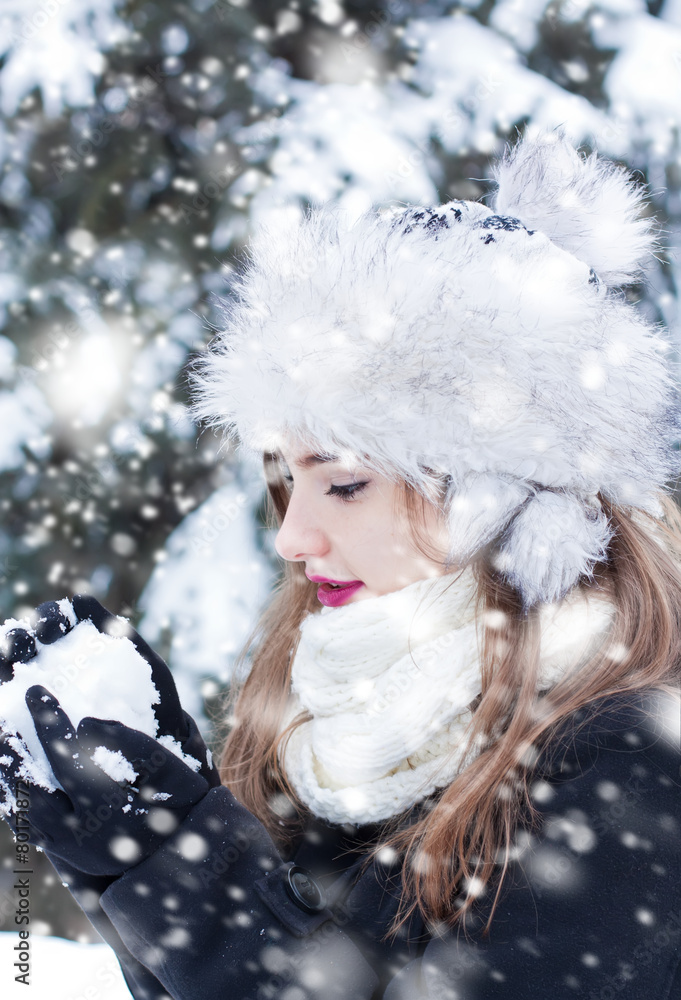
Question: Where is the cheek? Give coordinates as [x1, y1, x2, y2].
[346, 507, 402, 560]
[328, 506, 381, 551]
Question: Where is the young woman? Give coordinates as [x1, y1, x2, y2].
[1, 130, 680, 1000]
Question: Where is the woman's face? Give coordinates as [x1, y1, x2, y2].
[273, 440, 450, 607]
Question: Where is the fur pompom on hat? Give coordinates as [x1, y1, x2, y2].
[191, 129, 680, 607]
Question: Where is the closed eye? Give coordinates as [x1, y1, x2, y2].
[325, 482, 368, 502]
[282, 473, 368, 503]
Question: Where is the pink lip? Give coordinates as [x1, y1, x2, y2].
[306, 574, 364, 607]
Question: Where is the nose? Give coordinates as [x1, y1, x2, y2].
[274, 492, 329, 563]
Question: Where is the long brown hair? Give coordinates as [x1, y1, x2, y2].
[218, 452, 681, 932]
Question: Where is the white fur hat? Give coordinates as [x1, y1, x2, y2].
[192, 130, 680, 607]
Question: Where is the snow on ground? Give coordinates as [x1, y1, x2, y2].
[0, 931, 131, 999]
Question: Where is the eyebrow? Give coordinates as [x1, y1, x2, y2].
[290, 453, 339, 469]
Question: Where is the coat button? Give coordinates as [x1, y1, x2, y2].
[285, 865, 327, 914]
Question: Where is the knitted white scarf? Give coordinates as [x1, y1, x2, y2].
[281, 569, 616, 825]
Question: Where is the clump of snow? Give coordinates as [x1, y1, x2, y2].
[0, 615, 160, 793]
[157, 734, 200, 772]
[56, 598, 77, 629]
[89, 746, 138, 784]
[1, 730, 57, 808]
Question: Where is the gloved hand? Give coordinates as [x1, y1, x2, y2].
[0, 596, 220, 788]
[0, 684, 214, 876]
[0, 604, 71, 815]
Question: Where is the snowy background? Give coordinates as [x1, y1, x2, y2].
[0, 0, 680, 982]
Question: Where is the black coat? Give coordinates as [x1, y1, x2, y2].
[49, 692, 681, 1000]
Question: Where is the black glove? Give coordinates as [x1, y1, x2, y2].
[3, 684, 214, 876]
[0, 597, 220, 788]
[0, 610, 53, 814]
[0, 599, 74, 673]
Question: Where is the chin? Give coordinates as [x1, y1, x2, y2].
[348, 587, 380, 602]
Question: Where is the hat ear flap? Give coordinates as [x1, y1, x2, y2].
[444, 473, 531, 565]
[492, 491, 613, 608]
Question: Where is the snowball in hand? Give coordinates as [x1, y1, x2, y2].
[0, 602, 161, 793]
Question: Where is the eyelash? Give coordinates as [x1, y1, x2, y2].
[282, 475, 368, 503]
[326, 482, 368, 503]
